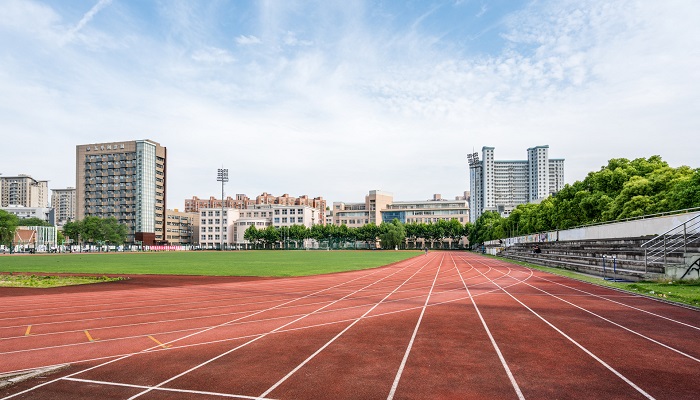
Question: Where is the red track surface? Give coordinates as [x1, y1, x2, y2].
[1, 252, 699, 399]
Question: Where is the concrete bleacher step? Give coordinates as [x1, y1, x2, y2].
[497, 238, 670, 280]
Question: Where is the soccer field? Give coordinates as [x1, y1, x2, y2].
[0, 250, 421, 277]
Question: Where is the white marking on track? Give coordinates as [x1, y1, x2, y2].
[464, 255, 656, 400]
[387, 254, 443, 399]
[61, 377, 276, 399]
[258, 255, 436, 399]
[453, 255, 526, 400]
[124, 256, 430, 399]
[0, 262, 400, 399]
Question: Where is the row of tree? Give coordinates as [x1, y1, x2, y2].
[243, 218, 469, 249]
[469, 156, 700, 244]
[62, 216, 128, 246]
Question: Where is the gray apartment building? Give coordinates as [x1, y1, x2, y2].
[76, 139, 166, 244]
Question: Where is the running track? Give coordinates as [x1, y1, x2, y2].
[1, 252, 698, 399]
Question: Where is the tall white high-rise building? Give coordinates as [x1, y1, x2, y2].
[468, 145, 565, 223]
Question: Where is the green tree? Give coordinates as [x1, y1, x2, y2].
[0, 210, 19, 247]
[244, 225, 261, 248]
[101, 217, 128, 245]
[443, 219, 464, 249]
[356, 224, 380, 248]
[379, 219, 406, 249]
[17, 217, 51, 227]
[63, 220, 82, 245]
[261, 225, 280, 249]
[289, 224, 310, 248]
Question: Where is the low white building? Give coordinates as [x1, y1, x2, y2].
[198, 204, 322, 248]
[1, 205, 54, 225]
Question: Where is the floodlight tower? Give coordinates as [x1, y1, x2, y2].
[217, 168, 229, 250]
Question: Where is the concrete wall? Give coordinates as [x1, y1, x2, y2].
[488, 210, 700, 247]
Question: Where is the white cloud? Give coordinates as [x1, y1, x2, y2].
[191, 47, 235, 64]
[283, 31, 313, 47]
[1, 0, 699, 208]
[236, 34, 261, 45]
[63, 0, 112, 44]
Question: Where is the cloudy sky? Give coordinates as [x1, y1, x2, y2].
[1, 0, 698, 209]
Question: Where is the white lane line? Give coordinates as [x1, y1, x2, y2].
[4, 285, 534, 379]
[0, 261, 401, 400]
[453, 255, 526, 400]
[386, 254, 443, 399]
[0, 279, 481, 358]
[465, 256, 656, 400]
[258, 253, 437, 399]
[509, 273, 700, 362]
[62, 377, 276, 399]
[125, 255, 429, 400]
[532, 273, 700, 330]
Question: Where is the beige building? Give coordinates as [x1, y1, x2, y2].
[165, 209, 199, 245]
[76, 139, 167, 245]
[51, 187, 76, 226]
[185, 193, 327, 224]
[381, 194, 469, 224]
[332, 190, 394, 227]
[0, 175, 49, 208]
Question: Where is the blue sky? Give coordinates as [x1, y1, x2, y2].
[1, 0, 699, 209]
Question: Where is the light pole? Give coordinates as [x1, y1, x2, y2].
[217, 168, 229, 251]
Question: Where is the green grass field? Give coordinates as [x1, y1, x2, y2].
[0, 250, 421, 277]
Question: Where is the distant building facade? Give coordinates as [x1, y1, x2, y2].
[468, 145, 565, 223]
[51, 187, 76, 226]
[381, 194, 469, 224]
[76, 139, 167, 244]
[198, 204, 322, 248]
[0, 174, 49, 208]
[332, 190, 393, 227]
[1, 206, 54, 225]
[185, 193, 327, 224]
[165, 209, 199, 245]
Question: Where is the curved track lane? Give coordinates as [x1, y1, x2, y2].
[1, 252, 699, 399]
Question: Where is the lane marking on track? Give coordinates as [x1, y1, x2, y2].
[498, 269, 700, 363]
[24, 326, 31, 336]
[84, 330, 97, 342]
[530, 273, 700, 330]
[0, 257, 419, 400]
[4, 281, 544, 378]
[387, 255, 443, 399]
[258, 253, 437, 399]
[464, 255, 656, 400]
[126, 253, 431, 400]
[453, 255, 525, 400]
[61, 377, 276, 399]
[148, 336, 169, 349]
